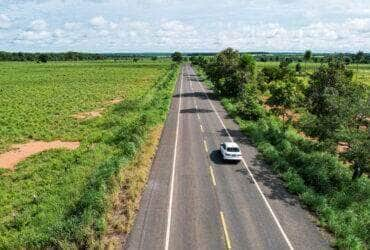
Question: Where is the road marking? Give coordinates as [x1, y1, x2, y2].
[164, 67, 183, 250]
[220, 212, 232, 249]
[209, 166, 216, 186]
[197, 113, 200, 120]
[195, 104, 198, 109]
[203, 140, 208, 152]
[192, 67, 294, 250]
[200, 124, 204, 133]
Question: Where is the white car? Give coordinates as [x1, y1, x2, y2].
[220, 142, 242, 161]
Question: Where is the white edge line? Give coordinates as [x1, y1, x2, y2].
[164, 66, 183, 250]
[193, 67, 294, 250]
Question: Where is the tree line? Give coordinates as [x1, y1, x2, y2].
[253, 50, 370, 64]
[0, 51, 166, 62]
[0, 51, 107, 62]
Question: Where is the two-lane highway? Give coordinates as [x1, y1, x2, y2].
[125, 65, 331, 250]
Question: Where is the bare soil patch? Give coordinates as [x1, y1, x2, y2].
[104, 98, 123, 105]
[336, 141, 350, 154]
[263, 103, 301, 123]
[72, 98, 123, 120]
[72, 108, 105, 120]
[0, 140, 80, 170]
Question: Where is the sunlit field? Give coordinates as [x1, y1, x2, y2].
[0, 60, 178, 248]
[256, 62, 370, 85]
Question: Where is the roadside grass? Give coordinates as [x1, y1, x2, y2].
[196, 66, 370, 250]
[101, 125, 163, 248]
[0, 60, 179, 248]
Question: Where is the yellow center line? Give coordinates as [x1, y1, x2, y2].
[220, 212, 232, 249]
[209, 166, 216, 186]
[203, 140, 208, 152]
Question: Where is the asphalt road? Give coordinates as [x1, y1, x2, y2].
[125, 64, 331, 250]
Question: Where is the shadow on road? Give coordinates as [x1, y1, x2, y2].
[234, 153, 299, 206]
[180, 108, 213, 114]
[210, 149, 239, 166]
[218, 128, 252, 145]
[173, 91, 218, 101]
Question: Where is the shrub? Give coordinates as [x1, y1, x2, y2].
[282, 169, 307, 194]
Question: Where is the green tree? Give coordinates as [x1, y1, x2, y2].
[236, 83, 265, 120]
[205, 48, 241, 96]
[304, 59, 364, 142]
[205, 48, 255, 97]
[295, 63, 302, 75]
[38, 54, 48, 63]
[278, 61, 294, 80]
[151, 56, 158, 61]
[259, 66, 280, 83]
[240, 53, 256, 80]
[303, 50, 312, 72]
[171, 51, 183, 63]
[268, 79, 304, 128]
[190, 56, 207, 68]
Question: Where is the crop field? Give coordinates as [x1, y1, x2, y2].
[0, 60, 178, 248]
[256, 62, 370, 85]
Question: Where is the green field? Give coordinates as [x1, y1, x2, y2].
[256, 62, 370, 85]
[0, 60, 178, 248]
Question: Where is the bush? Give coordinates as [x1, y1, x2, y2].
[282, 169, 307, 194]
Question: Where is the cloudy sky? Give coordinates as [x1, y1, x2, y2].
[0, 0, 369, 52]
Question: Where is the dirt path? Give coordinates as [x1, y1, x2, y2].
[0, 140, 80, 170]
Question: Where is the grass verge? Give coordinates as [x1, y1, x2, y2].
[101, 125, 163, 248]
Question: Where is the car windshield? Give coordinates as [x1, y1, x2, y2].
[227, 147, 240, 152]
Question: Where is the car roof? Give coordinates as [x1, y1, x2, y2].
[224, 142, 239, 148]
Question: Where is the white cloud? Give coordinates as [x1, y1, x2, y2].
[30, 19, 48, 31]
[0, 14, 11, 29]
[53, 29, 65, 38]
[1, 0, 370, 52]
[157, 20, 199, 48]
[89, 16, 117, 30]
[64, 22, 82, 30]
[344, 18, 370, 33]
[90, 16, 107, 28]
[19, 30, 51, 41]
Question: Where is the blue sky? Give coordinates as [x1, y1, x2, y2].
[0, 0, 369, 52]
